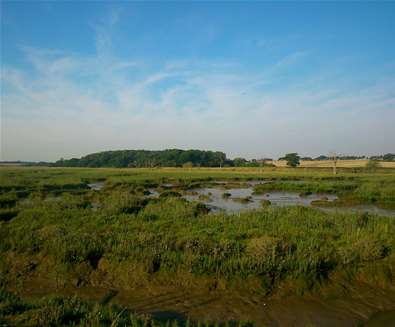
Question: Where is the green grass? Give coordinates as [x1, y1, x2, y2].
[1, 192, 395, 292]
[3, 167, 395, 209]
[1, 166, 394, 190]
[1, 166, 395, 323]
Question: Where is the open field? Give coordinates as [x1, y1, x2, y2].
[273, 159, 395, 168]
[1, 166, 395, 325]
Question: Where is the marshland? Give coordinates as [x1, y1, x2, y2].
[3, 2, 395, 325]
[1, 166, 395, 326]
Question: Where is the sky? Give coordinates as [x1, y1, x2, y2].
[1, 1, 395, 161]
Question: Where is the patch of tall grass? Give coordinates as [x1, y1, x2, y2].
[1, 192, 395, 295]
[1, 166, 395, 298]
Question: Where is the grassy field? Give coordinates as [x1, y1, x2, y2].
[1, 166, 395, 325]
[273, 159, 395, 168]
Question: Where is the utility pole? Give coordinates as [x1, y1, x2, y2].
[330, 152, 337, 175]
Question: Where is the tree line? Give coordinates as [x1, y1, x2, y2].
[53, 149, 278, 168]
[54, 149, 229, 168]
[24, 151, 395, 168]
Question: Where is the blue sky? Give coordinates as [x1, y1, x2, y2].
[1, 1, 395, 161]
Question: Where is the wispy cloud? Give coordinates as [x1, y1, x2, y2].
[1, 11, 394, 161]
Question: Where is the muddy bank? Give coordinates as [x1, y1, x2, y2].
[6, 270, 395, 327]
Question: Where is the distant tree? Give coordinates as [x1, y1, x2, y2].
[314, 155, 329, 161]
[283, 153, 300, 167]
[223, 159, 235, 167]
[338, 155, 366, 160]
[233, 158, 248, 167]
[383, 153, 395, 161]
[365, 159, 380, 172]
[301, 157, 313, 161]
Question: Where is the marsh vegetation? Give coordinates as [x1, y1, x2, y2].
[1, 166, 395, 325]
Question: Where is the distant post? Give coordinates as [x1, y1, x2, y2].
[330, 152, 337, 175]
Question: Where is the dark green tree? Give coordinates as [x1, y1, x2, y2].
[283, 153, 300, 167]
[54, 149, 228, 168]
[233, 158, 248, 167]
[383, 153, 395, 161]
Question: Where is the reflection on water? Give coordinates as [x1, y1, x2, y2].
[87, 182, 104, 191]
[134, 181, 394, 217]
[180, 183, 395, 217]
[147, 189, 160, 197]
[183, 187, 338, 213]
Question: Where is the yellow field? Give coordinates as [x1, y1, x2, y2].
[272, 159, 395, 168]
